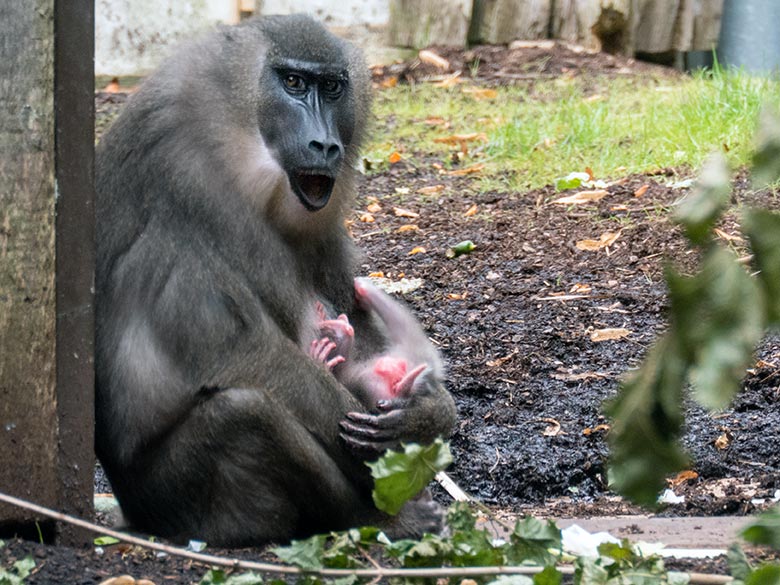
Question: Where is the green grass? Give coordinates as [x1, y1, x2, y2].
[365, 67, 780, 192]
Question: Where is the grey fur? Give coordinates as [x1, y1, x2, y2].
[95, 14, 455, 546]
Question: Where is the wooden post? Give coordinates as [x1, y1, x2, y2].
[0, 0, 94, 545]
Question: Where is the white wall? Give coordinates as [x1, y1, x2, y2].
[259, 0, 388, 26]
[96, 0, 389, 76]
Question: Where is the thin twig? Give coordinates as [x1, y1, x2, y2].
[0, 490, 733, 583]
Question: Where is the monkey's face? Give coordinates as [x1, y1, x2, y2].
[258, 58, 356, 214]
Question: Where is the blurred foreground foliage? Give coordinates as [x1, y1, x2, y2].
[607, 109, 780, 582]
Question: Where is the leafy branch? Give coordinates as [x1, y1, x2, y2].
[606, 108, 780, 505]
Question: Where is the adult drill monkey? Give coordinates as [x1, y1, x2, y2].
[95, 14, 456, 546]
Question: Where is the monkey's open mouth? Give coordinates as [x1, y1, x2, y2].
[290, 172, 335, 211]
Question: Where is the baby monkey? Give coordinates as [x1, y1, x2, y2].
[310, 278, 443, 405]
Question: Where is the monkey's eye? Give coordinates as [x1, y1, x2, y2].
[321, 79, 343, 98]
[283, 74, 307, 94]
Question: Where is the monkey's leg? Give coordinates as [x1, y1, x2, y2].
[109, 384, 377, 546]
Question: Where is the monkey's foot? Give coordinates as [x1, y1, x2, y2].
[382, 490, 443, 539]
[392, 363, 427, 397]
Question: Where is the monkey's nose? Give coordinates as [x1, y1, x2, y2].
[308, 139, 342, 164]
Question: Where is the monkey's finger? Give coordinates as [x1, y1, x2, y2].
[345, 410, 405, 430]
[339, 432, 399, 455]
[310, 338, 337, 362]
[339, 419, 382, 439]
[374, 398, 410, 413]
[325, 355, 345, 369]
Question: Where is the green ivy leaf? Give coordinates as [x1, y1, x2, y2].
[533, 566, 563, 585]
[728, 542, 752, 582]
[506, 517, 561, 566]
[574, 556, 610, 585]
[742, 506, 780, 548]
[554, 172, 590, 191]
[675, 154, 731, 245]
[667, 249, 764, 410]
[743, 209, 780, 326]
[198, 570, 265, 585]
[606, 335, 690, 505]
[450, 527, 504, 567]
[367, 439, 452, 515]
[11, 557, 34, 579]
[271, 534, 327, 571]
[447, 501, 476, 532]
[747, 564, 780, 585]
[386, 533, 453, 567]
[752, 107, 780, 189]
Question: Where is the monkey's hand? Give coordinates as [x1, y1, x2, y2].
[310, 337, 346, 370]
[339, 368, 456, 458]
[318, 312, 355, 361]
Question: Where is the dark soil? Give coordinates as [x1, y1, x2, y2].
[4, 42, 779, 584]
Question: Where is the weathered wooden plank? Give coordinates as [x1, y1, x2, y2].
[551, 0, 637, 55]
[469, 0, 552, 44]
[691, 0, 723, 51]
[635, 0, 683, 53]
[0, 0, 59, 525]
[387, 0, 471, 48]
[0, 0, 94, 544]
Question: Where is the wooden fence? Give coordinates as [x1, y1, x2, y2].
[389, 0, 724, 55]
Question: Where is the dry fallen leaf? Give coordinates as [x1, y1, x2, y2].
[432, 72, 462, 88]
[462, 86, 498, 100]
[417, 184, 445, 195]
[552, 189, 608, 205]
[585, 167, 595, 181]
[576, 230, 622, 251]
[424, 117, 448, 126]
[368, 271, 385, 278]
[667, 469, 699, 487]
[388, 151, 402, 164]
[359, 213, 375, 223]
[714, 228, 744, 242]
[380, 76, 398, 89]
[539, 418, 564, 437]
[552, 371, 608, 382]
[532, 137, 556, 151]
[582, 423, 610, 436]
[590, 328, 632, 342]
[714, 429, 733, 450]
[447, 292, 468, 300]
[633, 184, 650, 198]
[570, 283, 592, 294]
[397, 224, 419, 233]
[434, 133, 488, 146]
[486, 349, 518, 367]
[366, 202, 382, 213]
[464, 204, 478, 217]
[408, 246, 426, 255]
[394, 207, 419, 218]
[419, 49, 450, 70]
[448, 163, 485, 176]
